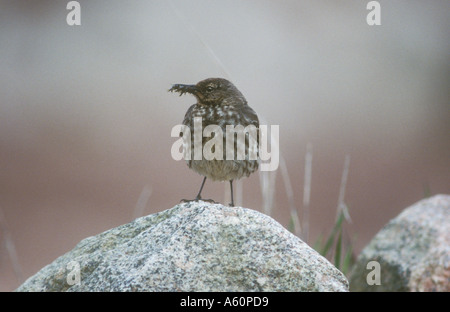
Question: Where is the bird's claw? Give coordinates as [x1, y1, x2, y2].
[180, 198, 218, 204]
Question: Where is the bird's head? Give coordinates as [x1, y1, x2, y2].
[169, 78, 245, 105]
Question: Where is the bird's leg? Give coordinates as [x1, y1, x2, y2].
[194, 176, 207, 200]
[229, 180, 235, 206]
[180, 177, 217, 204]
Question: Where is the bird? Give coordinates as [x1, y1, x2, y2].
[169, 78, 259, 206]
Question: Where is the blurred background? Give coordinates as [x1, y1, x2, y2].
[0, 0, 449, 291]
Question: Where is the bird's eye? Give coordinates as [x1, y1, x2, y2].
[206, 86, 214, 92]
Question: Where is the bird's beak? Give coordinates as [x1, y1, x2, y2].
[168, 84, 198, 96]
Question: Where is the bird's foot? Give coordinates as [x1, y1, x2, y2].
[180, 197, 218, 204]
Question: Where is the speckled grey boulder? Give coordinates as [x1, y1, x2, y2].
[350, 194, 450, 291]
[17, 202, 348, 292]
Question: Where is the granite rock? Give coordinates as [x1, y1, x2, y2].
[350, 194, 450, 291]
[17, 202, 348, 292]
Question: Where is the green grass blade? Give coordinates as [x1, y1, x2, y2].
[313, 234, 323, 251]
[341, 243, 354, 275]
[334, 228, 342, 269]
[321, 212, 345, 256]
